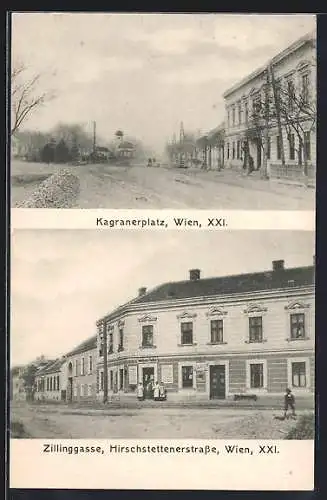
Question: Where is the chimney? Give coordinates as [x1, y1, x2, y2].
[138, 287, 147, 297]
[272, 260, 285, 272]
[189, 269, 201, 281]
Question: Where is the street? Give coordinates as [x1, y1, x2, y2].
[11, 161, 315, 210]
[11, 402, 308, 439]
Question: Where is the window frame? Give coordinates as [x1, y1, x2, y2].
[142, 324, 154, 347]
[246, 359, 267, 392]
[178, 362, 197, 390]
[287, 357, 311, 391]
[290, 312, 306, 340]
[180, 321, 194, 345]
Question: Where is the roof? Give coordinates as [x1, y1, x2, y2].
[36, 358, 64, 376]
[118, 141, 134, 149]
[131, 265, 314, 305]
[223, 31, 316, 99]
[64, 335, 97, 357]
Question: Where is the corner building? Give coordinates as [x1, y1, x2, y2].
[96, 261, 315, 402]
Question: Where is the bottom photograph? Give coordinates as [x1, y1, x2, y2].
[10, 229, 315, 439]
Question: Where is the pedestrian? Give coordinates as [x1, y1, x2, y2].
[153, 381, 160, 401]
[137, 382, 144, 401]
[283, 388, 296, 419]
[159, 383, 167, 401]
[248, 155, 254, 175]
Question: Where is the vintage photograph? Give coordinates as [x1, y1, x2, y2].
[10, 229, 315, 439]
[10, 13, 316, 209]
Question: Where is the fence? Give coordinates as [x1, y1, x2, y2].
[268, 163, 316, 187]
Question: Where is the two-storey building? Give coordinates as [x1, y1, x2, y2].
[223, 32, 316, 173]
[96, 260, 314, 402]
[63, 336, 97, 403]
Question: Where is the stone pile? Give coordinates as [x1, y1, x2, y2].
[16, 170, 80, 208]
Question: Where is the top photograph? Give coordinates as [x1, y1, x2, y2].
[10, 13, 316, 210]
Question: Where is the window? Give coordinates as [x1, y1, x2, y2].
[57, 376, 60, 391]
[227, 143, 230, 160]
[110, 370, 113, 391]
[304, 131, 311, 160]
[232, 142, 235, 159]
[290, 313, 305, 339]
[288, 134, 295, 160]
[89, 355, 93, 373]
[249, 317, 263, 342]
[81, 357, 85, 375]
[80, 384, 84, 396]
[119, 368, 124, 390]
[245, 101, 249, 123]
[232, 106, 235, 126]
[181, 322, 193, 345]
[118, 328, 124, 351]
[142, 325, 154, 347]
[108, 332, 113, 353]
[287, 79, 295, 111]
[237, 140, 240, 160]
[250, 364, 264, 389]
[266, 136, 271, 160]
[46, 378, 49, 391]
[277, 135, 282, 160]
[100, 371, 104, 391]
[302, 73, 309, 105]
[252, 93, 261, 114]
[182, 366, 193, 388]
[292, 362, 306, 387]
[227, 110, 230, 128]
[87, 384, 92, 396]
[210, 319, 224, 343]
[238, 104, 242, 124]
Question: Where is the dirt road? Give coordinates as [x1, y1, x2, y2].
[11, 403, 306, 439]
[11, 161, 315, 210]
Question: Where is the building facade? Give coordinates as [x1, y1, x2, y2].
[63, 337, 97, 403]
[34, 359, 64, 402]
[223, 32, 316, 173]
[96, 260, 315, 402]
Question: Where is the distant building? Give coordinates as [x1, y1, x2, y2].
[117, 141, 135, 159]
[96, 259, 314, 402]
[10, 366, 26, 401]
[223, 32, 316, 173]
[63, 336, 97, 403]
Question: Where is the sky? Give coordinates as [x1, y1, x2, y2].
[11, 229, 315, 366]
[11, 13, 316, 153]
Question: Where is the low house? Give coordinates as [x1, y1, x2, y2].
[34, 359, 65, 402]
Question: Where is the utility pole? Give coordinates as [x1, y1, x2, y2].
[102, 320, 108, 404]
[179, 121, 185, 168]
[262, 68, 270, 180]
[269, 63, 285, 167]
[93, 121, 97, 154]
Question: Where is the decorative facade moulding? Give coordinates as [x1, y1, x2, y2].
[206, 306, 228, 317]
[176, 311, 197, 320]
[106, 324, 114, 332]
[118, 320, 125, 328]
[138, 314, 158, 323]
[284, 301, 310, 311]
[296, 60, 311, 72]
[243, 304, 268, 315]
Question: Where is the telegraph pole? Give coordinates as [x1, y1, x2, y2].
[93, 121, 97, 154]
[102, 320, 108, 404]
[269, 64, 285, 167]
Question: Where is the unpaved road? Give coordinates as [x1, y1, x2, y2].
[11, 161, 315, 210]
[11, 403, 308, 439]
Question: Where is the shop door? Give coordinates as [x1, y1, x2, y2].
[143, 367, 154, 399]
[210, 365, 226, 399]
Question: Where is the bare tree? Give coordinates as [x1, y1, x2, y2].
[11, 61, 55, 136]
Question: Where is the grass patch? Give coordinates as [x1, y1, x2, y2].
[11, 420, 30, 438]
[11, 174, 51, 186]
[286, 413, 315, 439]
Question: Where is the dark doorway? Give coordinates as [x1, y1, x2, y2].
[67, 377, 73, 402]
[143, 367, 154, 399]
[256, 139, 262, 169]
[210, 365, 226, 399]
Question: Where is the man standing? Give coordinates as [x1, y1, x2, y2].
[284, 388, 296, 419]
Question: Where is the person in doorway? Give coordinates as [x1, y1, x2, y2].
[284, 388, 296, 419]
[153, 381, 160, 401]
[137, 382, 144, 401]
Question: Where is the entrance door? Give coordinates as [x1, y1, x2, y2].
[210, 365, 226, 399]
[67, 377, 73, 402]
[143, 367, 155, 399]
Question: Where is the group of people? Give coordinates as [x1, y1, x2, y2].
[147, 158, 159, 167]
[137, 380, 167, 401]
